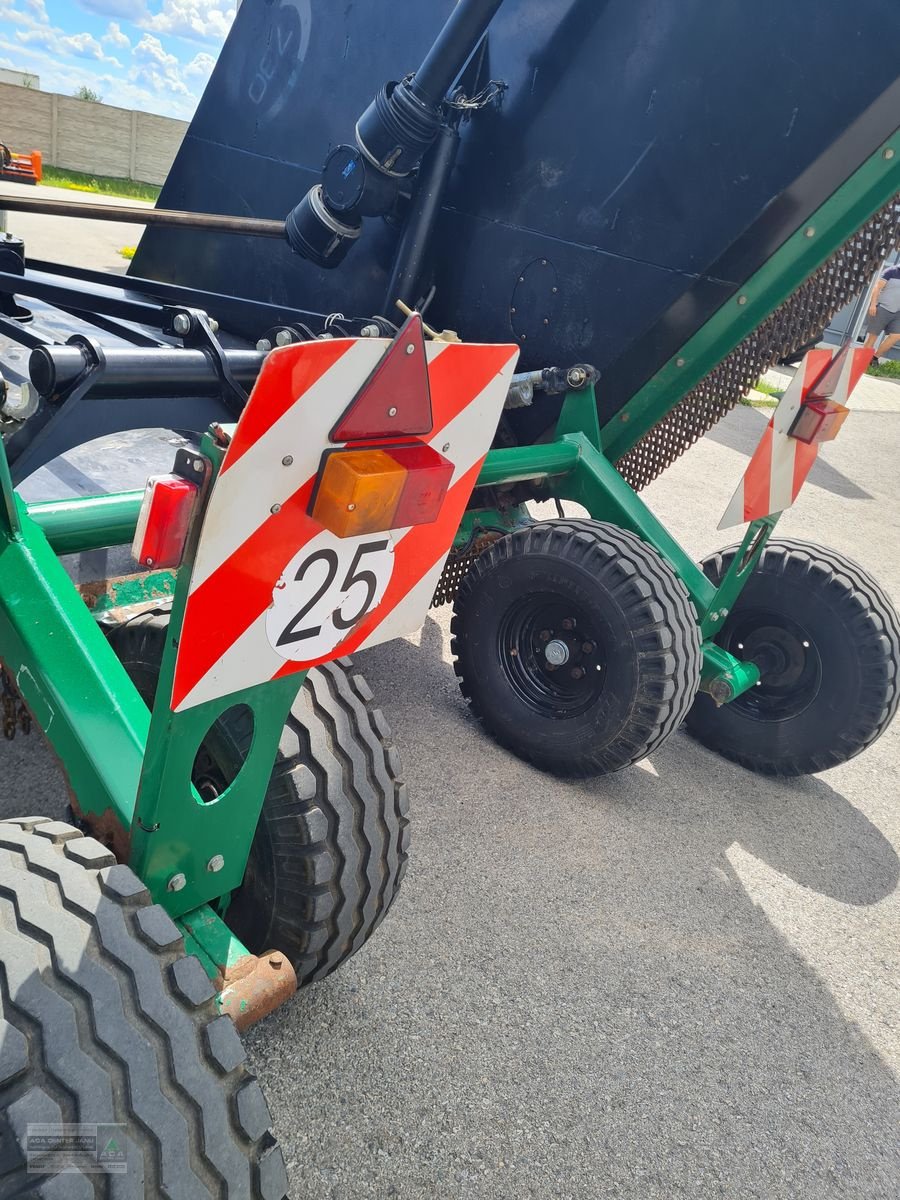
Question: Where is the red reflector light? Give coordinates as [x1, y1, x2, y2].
[132, 474, 199, 569]
[331, 313, 433, 441]
[789, 398, 849, 445]
[311, 443, 454, 537]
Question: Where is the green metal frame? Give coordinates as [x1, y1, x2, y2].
[0, 430, 306, 987]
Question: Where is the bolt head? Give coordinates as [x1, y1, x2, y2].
[193, 458, 203, 471]
[282, 455, 293, 466]
[269, 954, 284, 970]
[388, 406, 398, 417]
[544, 638, 570, 667]
[270, 503, 281, 515]
[206, 855, 225, 873]
[442, 443, 450, 453]
[737, 295, 748, 306]
[167, 872, 187, 892]
[173, 313, 191, 335]
[676, 357, 686, 367]
[256, 338, 272, 352]
[405, 344, 415, 355]
[208, 318, 219, 333]
[275, 330, 292, 347]
[144, 556, 154, 566]
[884, 148, 896, 160]
[347, 502, 356, 511]
[804, 226, 815, 238]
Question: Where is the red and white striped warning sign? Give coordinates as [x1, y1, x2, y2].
[719, 344, 872, 529]
[171, 335, 518, 712]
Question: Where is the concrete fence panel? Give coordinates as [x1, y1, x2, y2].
[0, 82, 187, 185]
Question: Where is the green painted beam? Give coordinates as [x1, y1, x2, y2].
[601, 130, 900, 463]
[0, 497, 148, 839]
[27, 490, 142, 555]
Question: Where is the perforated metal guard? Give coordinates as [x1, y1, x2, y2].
[616, 196, 900, 491]
[433, 195, 900, 606]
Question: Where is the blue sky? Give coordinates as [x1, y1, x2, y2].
[0, 0, 232, 119]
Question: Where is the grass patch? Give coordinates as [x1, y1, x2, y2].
[740, 377, 783, 407]
[867, 358, 900, 380]
[118, 246, 136, 260]
[42, 166, 160, 203]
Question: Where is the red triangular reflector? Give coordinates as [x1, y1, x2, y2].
[332, 313, 433, 442]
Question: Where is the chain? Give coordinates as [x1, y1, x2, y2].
[1, 666, 31, 739]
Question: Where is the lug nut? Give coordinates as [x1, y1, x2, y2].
[539, 629, 551, 642]
[581, 641, 594, 654]
[570, 667, 585, 680]
[561, 617, 575, 631]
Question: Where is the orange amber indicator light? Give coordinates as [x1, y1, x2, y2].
[312, 448, 407, 538]
[311, 444, 455, 538]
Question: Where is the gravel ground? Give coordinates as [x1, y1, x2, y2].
[2, 402, 898, 1199]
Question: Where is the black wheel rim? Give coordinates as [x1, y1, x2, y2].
[720, 607, 823, 721]
[497, 593, 606, 718]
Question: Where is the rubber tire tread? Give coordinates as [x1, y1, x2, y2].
[451, 519, 702, 776]
[0, 817, 286, 1200]
[685, 538, 900, 775]
[107, 613, 409, 986]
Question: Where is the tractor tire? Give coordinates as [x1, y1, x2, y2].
[107, 613, 409, 986]
[0, 817, 287, 1200]
[451, 520, 702, 776]
[686, 539, 900, 775]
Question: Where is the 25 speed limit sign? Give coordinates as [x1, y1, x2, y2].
[171, 334, 518, 712]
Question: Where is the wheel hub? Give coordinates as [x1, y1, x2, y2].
[498, 597, 604, 718]
[724, 609, 822, 721]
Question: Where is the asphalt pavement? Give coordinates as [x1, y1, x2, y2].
[2, 396, 898, 1198]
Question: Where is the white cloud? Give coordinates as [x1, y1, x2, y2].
[103, 20, 131, 50]
[16, 25, 122, 67]
[131, 32, 189, 96]
[24, 0, 49, 23]
[142, 0, 234, 45]
[183, 49, 214, 79]
[78, 0, 147, 19]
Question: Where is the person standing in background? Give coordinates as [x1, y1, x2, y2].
[864, 263, 900, 360]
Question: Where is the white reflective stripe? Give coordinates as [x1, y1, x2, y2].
[718, 478, 744, 530]
[173, 609, 282, 712]
[767, 428, 797, 515]
[190, 340, 383, 590]
[356, 559, 447, 650]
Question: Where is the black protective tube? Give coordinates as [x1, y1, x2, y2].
[412, 0, 506, 106]
[384, 124, 460, 310]
[30, 344, 264, 400]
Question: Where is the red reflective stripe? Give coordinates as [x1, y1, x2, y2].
[847, 348, 873, 397]
[743, 420, 774, 522]
[791, 439, 819, 502]
[171, 476, 317, 710]
[427, 344, 518, 434]
[221, 339, 353, 474]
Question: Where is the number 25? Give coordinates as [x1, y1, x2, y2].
[276, 539, 389, 647]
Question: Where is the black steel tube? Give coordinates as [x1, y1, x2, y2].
[412, 0, 506, 106]
[384, 124, 460, 310]
[0, 193, 286, 238]
[30, 344, 265, 400]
